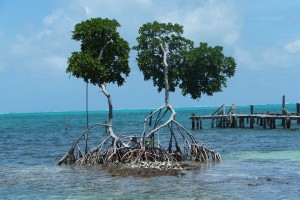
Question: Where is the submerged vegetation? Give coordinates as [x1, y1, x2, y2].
[58, 18, 236, 176]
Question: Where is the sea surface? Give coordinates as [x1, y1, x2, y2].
[0, 104, 299, 199]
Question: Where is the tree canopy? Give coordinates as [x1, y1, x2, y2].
[180, 42, 236, 99]
[133, 21, 236, 100]
[133, 21, 193, 92]
[67, 18, 130, 86]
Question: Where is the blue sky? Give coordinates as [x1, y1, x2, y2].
[1, 0, 300, 113]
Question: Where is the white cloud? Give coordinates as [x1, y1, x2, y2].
[261, 48, 288, 67]
[82, 6, 90, 16]
[234, 47, 257, 69]
[234, 46, 299, 71]
[5, 5, 85, 76]
[42, 55, 67, 72]
[11, 35, 33, 56]
[284, 39, 300, 53]
[158, 0, 241, 46]
[75, 0, 241, 55]
[43, 9, 64, 26]
[77, 0, 153, 15]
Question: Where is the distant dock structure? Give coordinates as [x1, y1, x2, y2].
[190, 95, 300, 130]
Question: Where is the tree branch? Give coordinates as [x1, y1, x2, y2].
[98, 40, 112, 60]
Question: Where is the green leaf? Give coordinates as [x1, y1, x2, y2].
[67, 18, 130, 86]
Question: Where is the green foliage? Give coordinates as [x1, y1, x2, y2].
[133, 21, 236, 100]
[133, 21, 193, 92]
[67, 18, 130, 86]
[180, 43, 236, 99]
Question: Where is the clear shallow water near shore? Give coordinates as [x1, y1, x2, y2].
[0, 104, 299, 199]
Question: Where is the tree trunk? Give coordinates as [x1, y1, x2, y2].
[100, 84, 119, 141]
[159, 43, 169, 105]
[97, 45, 121, 143]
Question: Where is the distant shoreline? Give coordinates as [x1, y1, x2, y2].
[1, 103, 298, 115]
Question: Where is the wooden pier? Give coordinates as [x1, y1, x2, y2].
[190, 96, 300, 130]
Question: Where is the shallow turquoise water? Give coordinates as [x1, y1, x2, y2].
[0, 104, 299, 199]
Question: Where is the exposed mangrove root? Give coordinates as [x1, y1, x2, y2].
[58, 103, 221, 172]
[141, 103, 221, 163]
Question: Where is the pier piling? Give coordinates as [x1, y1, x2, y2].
[191, 114, 195, 130]
[297, 103, 300, 124]
[282, 95, 286, 126]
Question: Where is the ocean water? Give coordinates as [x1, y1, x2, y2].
[0, 104, 299, 199]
